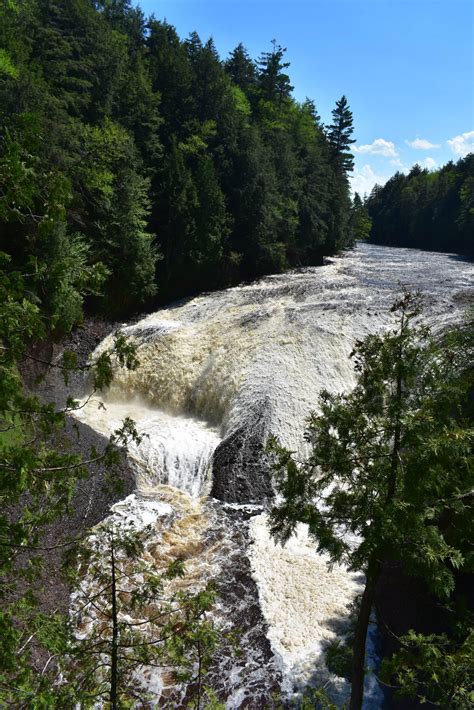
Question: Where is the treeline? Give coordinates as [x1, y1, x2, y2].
[366, 155, 474, 255]
[0, 0, 355, 332]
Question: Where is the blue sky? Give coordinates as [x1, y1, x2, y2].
[138, 0, 474, 195]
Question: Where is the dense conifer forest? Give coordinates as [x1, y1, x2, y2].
[366, 156, 474, 255]
[1, 2, 473, 708]
[0, 0, 356, 329]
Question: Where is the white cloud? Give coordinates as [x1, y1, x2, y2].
[421, 157, 437, 170]
[350, 164, 390, 197]
[390, 158, 412, 173]
[405, 138, 440, 150]
[353, 138, 398, 158]
[447, 130, 474, 157]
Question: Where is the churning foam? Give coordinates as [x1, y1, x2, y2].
[73, 243, 473, 704]
[74, 397, 221, 497]
[249, 515, 363, 703]
[88, 244, 472, 454]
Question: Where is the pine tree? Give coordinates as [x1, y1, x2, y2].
[327, 95, 355, 173]
[225, 43, 256, 91]
[147, 20, 195, 141]
[74, 119, 158, 315]
[256, 40, 293, 105]
[67, 523, 221, 708]
[350, 192, 372, 241]
[302, 97, 321, 126]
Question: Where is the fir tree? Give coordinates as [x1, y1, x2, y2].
[327, 95, 355, 174]
[256, 40, 293, 105]
[224, 43, 256, 91]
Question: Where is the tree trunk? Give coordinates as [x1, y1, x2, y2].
[110, 537, 118, 710]
[349, 562, 380, 710]
[388, 317, 404, 500]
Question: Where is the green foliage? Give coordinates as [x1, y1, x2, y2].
[0, 48, 18, 78]
[366, 155, 474, 254]
[75, 118, 158, 314]
[0, 258, 141, 705]
[381, 629, 474, 708]
[270, 292, 472, 590]
[64, 522, 223, 707]
[225, 43, 256, 91]
[325, 639, 353, 680]
[350, 193, 372, 241]
[1, 0, 355, 310]
[256, 40, 294, 105]
[327, 95, 355, 174]
[0, 113, 108, 334]
[269, 292, 473, 707]
[299, 687, 342, 709]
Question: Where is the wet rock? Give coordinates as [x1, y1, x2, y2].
[211, 417, 273, 504]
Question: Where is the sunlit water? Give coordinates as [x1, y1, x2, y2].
[74, 243, 473, 706]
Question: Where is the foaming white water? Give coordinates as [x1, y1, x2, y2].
[73, 244, 473, 705]
[70, 487, 229, 706]
[249, 515, 362, 702]
[75, 398, 220, 497]
[91, 244, 472, 452]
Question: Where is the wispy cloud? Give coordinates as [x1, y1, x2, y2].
[447, 131, 474, 157]
[390, 157, 405, 168]
[405, 138, 440, 150]
[350, 164, 391, 197]
[421, 157, 437, 169]
[353, 138, 398, 158]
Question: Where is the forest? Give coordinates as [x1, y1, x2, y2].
[1, 1, 473, 709]
[0, 0, 356, 329]
[365, 156, 473, 255]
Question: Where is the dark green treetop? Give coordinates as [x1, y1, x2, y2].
[327, 95, 355, 173]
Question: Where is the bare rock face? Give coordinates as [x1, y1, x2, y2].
[211, 416, 273, 503]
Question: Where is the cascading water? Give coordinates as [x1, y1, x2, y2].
[74, 243, 473, 707]
[76, 398, 220, 497]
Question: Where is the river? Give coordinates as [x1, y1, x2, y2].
[73, 243, 473, 707]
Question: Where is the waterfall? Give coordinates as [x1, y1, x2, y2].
[74, 243, 473, 706]
[76, 398, 220, 497]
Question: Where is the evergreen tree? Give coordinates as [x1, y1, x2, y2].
[269, 292, 473, 708]
[350, 192, 372, 241]
[193, 153, 229, 285]
[327, 95, 355, 174]
[1, 1, 356, 306]
[74, 119, 158, 315]
[302, 97, 321, 126]
[256, 40, 293, 105]
[224, 43, 256, 91]
[67, 523, 221, 708]
[147, 19, 195, 142]
[0, 286, 141, 706]
[367, 155, 474, 255]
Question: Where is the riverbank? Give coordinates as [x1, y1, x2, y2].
[16, 319, 136, 669]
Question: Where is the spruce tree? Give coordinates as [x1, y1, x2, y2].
[225, 43, 256, 91]
[327, 95, 355, 173]
[256, 40, 293, 105]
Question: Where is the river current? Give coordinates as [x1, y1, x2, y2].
[74, 243, 473, 707]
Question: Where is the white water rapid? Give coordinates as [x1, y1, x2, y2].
[74, 243, 473, 707]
